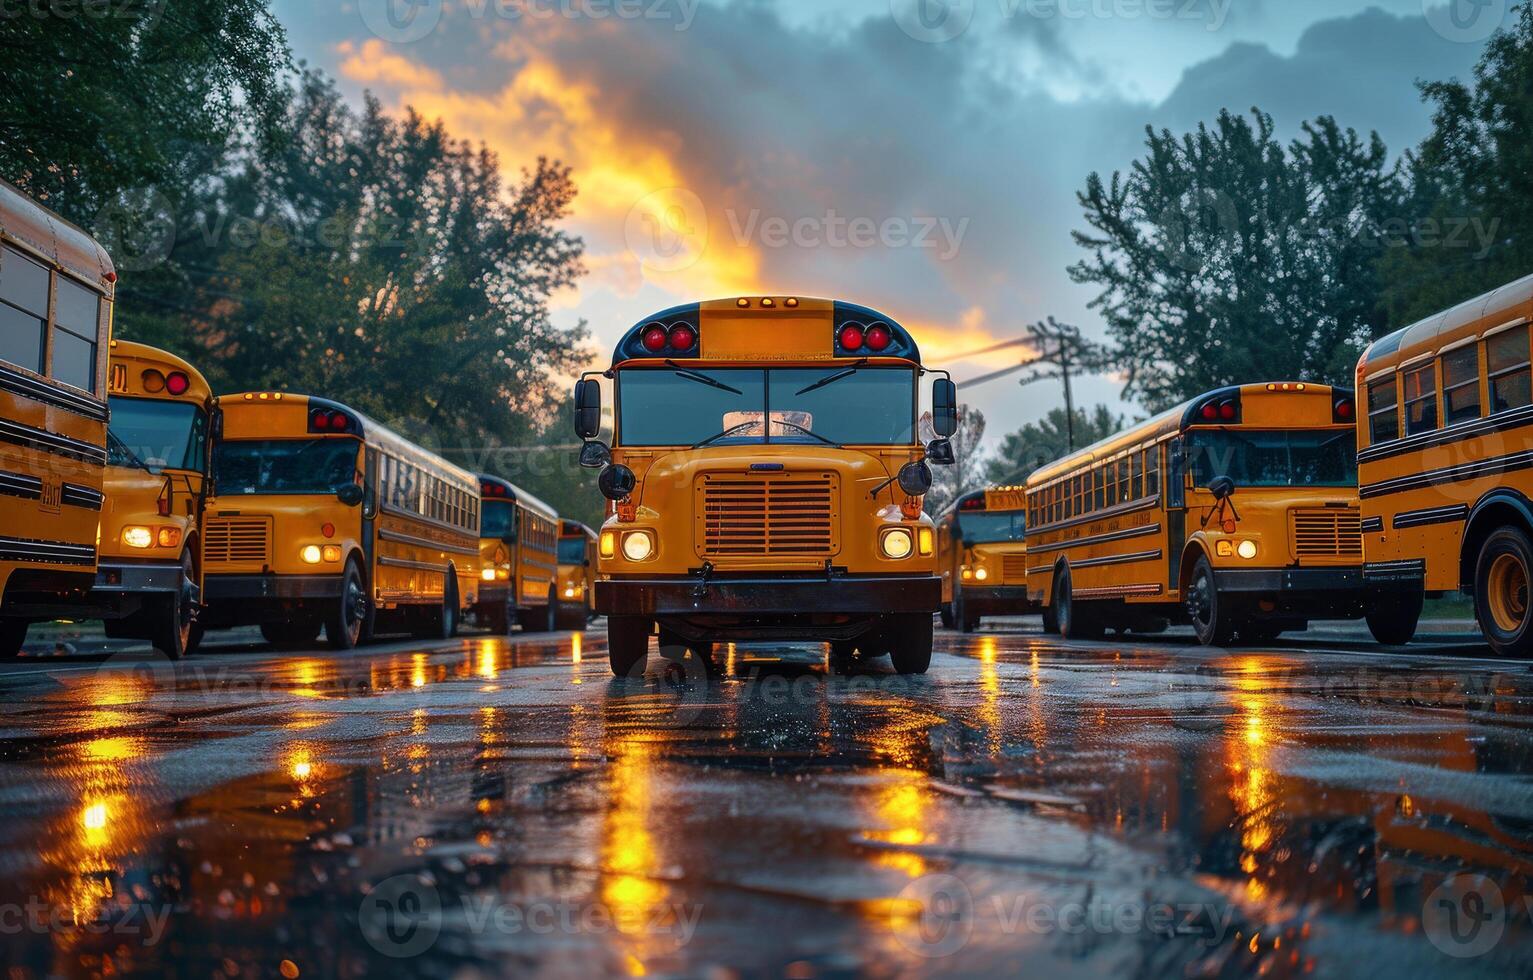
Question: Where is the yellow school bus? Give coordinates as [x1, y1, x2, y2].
[1026, 383, 1412, 645]
[86, 341, 213, 658]
[572, 296, 959, 677]
[0, 181, 115, 658]
[936, 486, 1037, 633]
[200, 393, 480, 649]
[556, 520, 597, 630]
[1355, 273, 1533, 655]
[472, 475, 559, 634]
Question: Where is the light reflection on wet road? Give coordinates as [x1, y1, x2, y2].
[0, 623, 1528, 978]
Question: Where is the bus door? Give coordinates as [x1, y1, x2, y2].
[1166, 438, 1187, 592]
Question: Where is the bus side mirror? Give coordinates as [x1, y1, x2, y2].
[337, 484, 365, 507]
[926, 439, 956, 466]
[579, 441, 612, 469]
[1208, 476, 1236, 501]
[898, 461, 934, 496]
[932, 379, 958, 438]
[574, 379, 602, 440]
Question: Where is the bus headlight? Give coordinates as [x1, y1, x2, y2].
[918, 527, 934, 556]
[961, 566, 973, 581]
[622, 531, 655, 562]
[1237, 540, 1259, 560]
[481, 568, 498, 582]
[881, 528, 915, 560]
[600, 531, 617, 559]
[122, 526, 154, 549]
[975, 567, 989, 581]
[300, 545, 324, 565]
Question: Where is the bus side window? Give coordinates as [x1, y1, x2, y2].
[1488, 326, 1532, 414]
[1131, 452, 1144, 501]
[1367, 377, 1400, 444]
[1403, 363, 1439, 436]
[1146, 448, 1160, 498]
[1093, 466, 1105, 511]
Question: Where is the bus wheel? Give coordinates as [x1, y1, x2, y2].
[0, 620, 27, 659]
[889, 613, 933, 675]
[955, 590, 979, 634]
[263, 620, 321, 648]
[1365, 590, 1423, 646]
[608, 616, 651, 678]
[186, 623, 205, 656]
[939, 604, 955, 629]
[1186, 557, 1238, 647]
[327, 560, 371, 650]
[149, 551, 197, 660]
[486, 603, 511, 636]
[1057, 567, 1102, 641]
[1475, 527, 1533, 656]
[1041, 602, 1060, 635]
[419, 574, 460, 642]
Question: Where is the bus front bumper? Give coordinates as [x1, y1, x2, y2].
[1216, 566, 1418, 594]
[204, 574, 345, 601]
[92, 561, 183, 595]
[959, 585, 1037, 613]
[598, 575, 941, 618]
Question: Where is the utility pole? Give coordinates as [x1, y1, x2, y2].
[960, 318, 1113, 453]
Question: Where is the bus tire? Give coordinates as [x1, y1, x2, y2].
[889, 613, 933, 675]
[149, 550, 197, 661]
[953, 589, 975, 634]
[418, 573, 460, 642]
[263, 620, 321, 648]
[186, 623, 205, 656]
[0, 619, 27, 659]
[1365, 590, 1423, 646]
[1041, 602, 1060, 635]
[608, 616, 651, 677]
[327, 560, 371, 650]
[1056, 567, 1103, 640]
[1186, 556, 1238, 647]
[1475, 527, 1533, 657]
[939, 603, 955, 630]
[486, 602, 511, 636]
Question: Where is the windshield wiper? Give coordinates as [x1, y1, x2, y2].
[666, 360, 743, 395]
[772, 419, 843, 449]
[795, 360, 866, 396]
[691, 421, 761, 449]
[108, 431, 153, 473]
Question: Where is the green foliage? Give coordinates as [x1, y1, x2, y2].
[0, 0, 290, 221]
[986, 405, 1123, 485]
[1380, 3, 1533, 325]
[1072, 110, 1403, 411]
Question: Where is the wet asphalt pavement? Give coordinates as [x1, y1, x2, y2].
[0, 621, 1529, 980]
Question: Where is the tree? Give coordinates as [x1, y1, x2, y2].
[0, 0, 291, 222]
[1071, 110, 1403, 411]
[143, 73, 589, 453]
[1381, 3, 1533, 325]
[985, 405, 1123, 486]
[926, 406, 988, 516]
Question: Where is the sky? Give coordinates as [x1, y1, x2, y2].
[269, 0, 1506, 450]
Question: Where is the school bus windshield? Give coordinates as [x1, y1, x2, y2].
[482, 500, 516, 539]
[557, 537, 587, 563]
[1188, 428, 1357, 488]
[959, 512, 1026, 543]
[618, 366, 916, 447]
[108, 397, 207, 472]
[215, 439, 360, 495]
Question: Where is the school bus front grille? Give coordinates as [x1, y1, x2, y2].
[697, 473, 838, 559]
[205, 517, 273, 566]
[1290, 508, 1363, 559]
[1002, 555, 1029, 581]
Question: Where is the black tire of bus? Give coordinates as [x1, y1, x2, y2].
[1474, 527, 1533, 657]
[1187, 556, 1239, 647]
[1041, 601, 1060, 635]
[1365, 589, 1423, 646]
[888, 613, 933, 675]
[1056, 567, 1103, 641]
[327, 560, 372, 650]
[486, 603, 511, 636]
[185, 623, 205, 656]
[263, 620, 322, 648]
[0, 619, 27, 659]
[148, 550, 197, 661]
[955, 589, 980, 634]
[417, 573, 460, 642]
[939, 603, 955, 630]
[608, 616, 652, 678]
